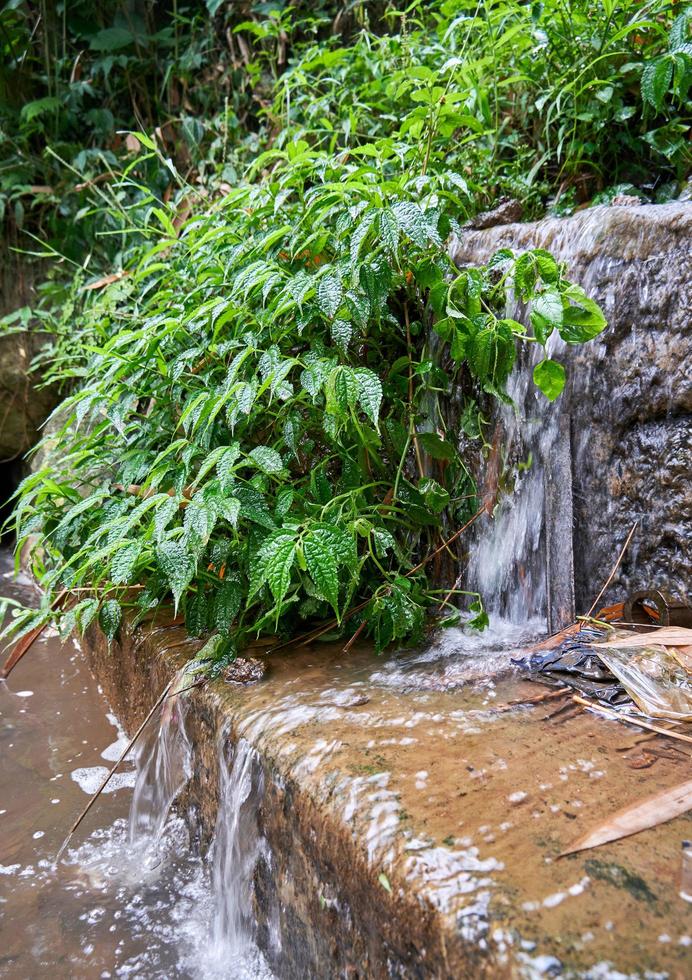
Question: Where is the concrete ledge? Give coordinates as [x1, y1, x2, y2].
[85, 618, 692, 979]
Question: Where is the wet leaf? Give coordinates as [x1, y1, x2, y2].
[99, 599, 122, 641]
[533, 358, 565, 401]
[561, 778, 692, 855]
[591, 627, 692, 648]
[303, 528, 340, 617]
[156, 541, 196, 612]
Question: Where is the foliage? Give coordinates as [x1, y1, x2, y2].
[1, 1, 689, 265]
[7, 0, 687, 661]
[5, 133, 605, 664]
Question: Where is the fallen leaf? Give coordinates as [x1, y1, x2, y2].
[82, 270, 128, 291]
[671, 646, 692, 674]
[0, 591, 67, 679]
[561, 778, 692, 856]
[591, 627, 692, 649]
[595, 601, 626, 622]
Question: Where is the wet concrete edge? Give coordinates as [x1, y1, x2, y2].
[84, 621, 509, 980]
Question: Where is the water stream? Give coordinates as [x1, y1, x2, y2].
[466, 338, 564, 628]
[0, 552, 273, 979]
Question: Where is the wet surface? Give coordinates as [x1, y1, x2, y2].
[0, 555, 272, 980]
[210, 626, 692, 977]
[94, 603, 692, 977]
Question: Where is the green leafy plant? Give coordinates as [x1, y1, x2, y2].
[5, 135, 605, 667]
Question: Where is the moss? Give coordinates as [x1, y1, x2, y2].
[584, 859, 658, 907]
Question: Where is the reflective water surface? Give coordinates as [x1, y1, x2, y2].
[0, 554, 272, 980]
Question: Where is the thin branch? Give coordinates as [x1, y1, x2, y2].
[586, 521, 638, 618]
[572, 695, 692, 745]
[55, 679, 174, 863]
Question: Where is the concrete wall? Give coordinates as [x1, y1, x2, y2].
[450, 202, 692, 611]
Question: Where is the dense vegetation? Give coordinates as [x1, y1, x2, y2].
[1, 1, 689, 666]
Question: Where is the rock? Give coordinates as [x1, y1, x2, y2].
[0, 331, 57, 460]
[222, 656, 267, 685]
[450, 202, 692, 608]
[468, 198, 523, 229]
[0, 248, 57, 462]
[610, 194, 642, 207]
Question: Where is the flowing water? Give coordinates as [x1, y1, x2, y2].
[466, 336, 565, 628]
[0, 552, 273, 979]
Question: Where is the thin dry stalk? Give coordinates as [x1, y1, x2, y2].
[586, 521, 638, 618]
[572, 694, 692, 744]
[494, 686, 571, 712]
[55, 679, 173, 863]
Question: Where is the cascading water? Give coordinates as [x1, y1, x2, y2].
[205, 735, 274, 978]
[128, 674, 192, 854]
[123, 687, 273, 976]
[466, 338, 565, 630]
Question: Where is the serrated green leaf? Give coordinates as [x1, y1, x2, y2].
[354, 368, 383, 429]
[110, 541, 142, 585]
[267, 539, 296, 606]
[217, 443, 241, 493]
[317, 272, 343, 318]
[303, 528, 340, 617]
[331, 318, 352, 354]
[533, 249, 560, 284]
[378, 209, 399, 254]
[350, 209, 376, 265]
[326, 366, 359, 416]
[153, 496, 179, 543]
[219, 496, 241, 528]
[248, 446, 284, 474]
[186, 589, 209, 637]
[392, 201, 431, 248]
[213, 579, 241, 634]
[641, 58, 673, 111]
[468, 322, 515, 387]
[75, 597, 100, 634]
[99, 599, 122, 641]
[248, 531, 296, 599]
[157, 541, 196, 612]
[372, 527, 396, 557]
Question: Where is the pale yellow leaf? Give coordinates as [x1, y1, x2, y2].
[561, 778, 692, 856]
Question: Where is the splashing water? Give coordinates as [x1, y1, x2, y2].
[205, 735, 274, 979]
[128, 673, 192, 854]
[467, 341, 563, 628]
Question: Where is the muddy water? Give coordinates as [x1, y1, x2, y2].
[0, 554, 272, 980]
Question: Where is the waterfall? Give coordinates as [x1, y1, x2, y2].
[128, 671, 192, 854]
[207, 735, 271, 976]
[466, 339, 567, 629]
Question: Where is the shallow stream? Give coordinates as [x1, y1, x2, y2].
[0, 552, 272, 980]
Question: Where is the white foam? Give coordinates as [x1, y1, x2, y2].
[70, 767, 137, 795]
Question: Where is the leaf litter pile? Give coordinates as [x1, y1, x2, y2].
[511, 611, 692, 857]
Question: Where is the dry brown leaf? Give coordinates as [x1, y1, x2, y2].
[82, 270, 129, 291]
[591, 626, 692, 649]
[0, 591, 67, 679]
[561, 778, 692, 856]
[671, 646, 692, 674]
